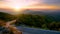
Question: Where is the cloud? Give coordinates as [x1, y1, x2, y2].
[24, 4, 60, 10]
[0, 0, 60, 9]
[43, 0, 60, 5]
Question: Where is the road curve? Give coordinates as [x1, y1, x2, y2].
[17, 26, 60, 34]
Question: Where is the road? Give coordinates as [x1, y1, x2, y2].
[1, 20, 60, 34]
[16, 26, 60, 34]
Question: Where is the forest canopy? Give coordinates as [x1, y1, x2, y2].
[0, 12, 60, 31]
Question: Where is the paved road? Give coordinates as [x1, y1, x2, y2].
[16, 26, 60, 34]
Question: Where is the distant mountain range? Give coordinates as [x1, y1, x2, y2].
[22, 9, 60, 15]
[22, 9, 60, 21]
[0, 8, 60, 21]
[0, 8, 60, 15]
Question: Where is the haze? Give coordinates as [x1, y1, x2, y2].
[0, 0, 60, 14]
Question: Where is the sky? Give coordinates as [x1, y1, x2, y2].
[0, 0, 60, 14]
[43, 0, 60, 6]
[0, 0, 60, 10]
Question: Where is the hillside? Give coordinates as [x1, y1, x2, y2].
[0, 10, 60, 31]
[15, 14, 60, 31]
[0, 12, 16, 21]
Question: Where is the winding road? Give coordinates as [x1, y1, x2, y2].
[17, 26, 60, 34]
[2, 20, 60, 34]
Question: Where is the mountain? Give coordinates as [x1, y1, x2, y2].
[22, 9, 60, 21]
[0, 12, 16, 21]
[0, 8, 60, 21]
[22, 9, 60, 15]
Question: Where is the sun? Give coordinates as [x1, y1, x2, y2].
[12, 6, 20, 11]
[11, 5, 25, 14]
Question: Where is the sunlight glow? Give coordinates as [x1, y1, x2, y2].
[0, 0, 60, 11]
[12, 6, 20, 11]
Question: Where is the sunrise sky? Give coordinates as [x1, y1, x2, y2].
[0, 0, 60, 10]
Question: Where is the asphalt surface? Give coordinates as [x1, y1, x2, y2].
[16, 26, 60, 34]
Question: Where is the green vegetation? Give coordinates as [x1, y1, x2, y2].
[15, 14, 60, 31]
[0, 12, 16, 22]
[0, 12, 16, 34]
[0, 12, 60, 31]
